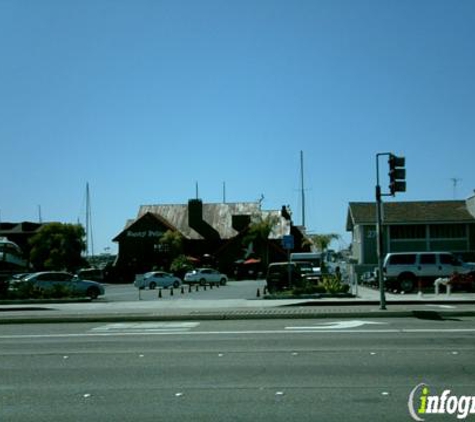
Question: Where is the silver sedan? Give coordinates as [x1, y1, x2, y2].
[134, 271, 182, 290]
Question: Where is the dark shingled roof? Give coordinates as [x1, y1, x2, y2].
[347, 200, 475, 230]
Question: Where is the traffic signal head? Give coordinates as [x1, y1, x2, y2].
[388, 154, 406, 195]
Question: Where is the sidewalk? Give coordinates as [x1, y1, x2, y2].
[1, 286, 474, 324]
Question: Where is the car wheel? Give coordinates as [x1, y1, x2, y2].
[173, 280, 180, 289]
[149, 282, 157, 290]
[398, 274, 415, 293]
[86, 287, 100, 300]
[220, 278, 226, 286]
[199, 278, 206, 286]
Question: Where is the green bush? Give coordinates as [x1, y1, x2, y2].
[170, 255, 193, 273]
[292, 282, 326, 295]
[5, 281, 83, 300]
[321, 275, 349, 294]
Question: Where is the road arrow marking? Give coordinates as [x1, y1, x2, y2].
[285, 320, 388, 330]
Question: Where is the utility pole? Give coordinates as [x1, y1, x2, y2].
[450, 178, 461, 199]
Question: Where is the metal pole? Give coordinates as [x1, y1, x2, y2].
[287, 248, 291, 288]
[376, 185, 386, 310]
[375, 154, 387, 310]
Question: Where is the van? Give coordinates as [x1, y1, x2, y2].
[383, 252, 475, 292]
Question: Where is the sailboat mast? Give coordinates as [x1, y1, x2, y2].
[86, 183, 94, 257]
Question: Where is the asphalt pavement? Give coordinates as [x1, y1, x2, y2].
[1, 283, 475, 324]
[4, 318, 474, 422]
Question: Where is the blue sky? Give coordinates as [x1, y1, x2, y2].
[1, 0, 474, 254]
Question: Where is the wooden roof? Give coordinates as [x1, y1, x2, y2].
[116, 202, 291, 241]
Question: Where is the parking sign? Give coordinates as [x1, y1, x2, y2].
[282, 235, 294, 250]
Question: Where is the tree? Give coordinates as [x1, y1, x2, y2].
[243, 214, 279, 267]
[170, 254, 193, 278]
[29, 223, 86, 271]
[302, 233, 340, 274]
[303, 233, 340, 253]
[159, 230, 184, 258]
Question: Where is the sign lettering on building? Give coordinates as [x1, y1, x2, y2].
[126, 230, 163, 238]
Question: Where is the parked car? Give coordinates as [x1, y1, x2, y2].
[13, 271, 105, 299]
[265, 262, 306, 293]
[383, 252, 475, 292]
[184, 268, 227, 286]
[134, 271, 182, 290]
[360, 270, 377, 286]
[77, 268, 104, 283]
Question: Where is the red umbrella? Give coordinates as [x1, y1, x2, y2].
[244, 258, 261, 265]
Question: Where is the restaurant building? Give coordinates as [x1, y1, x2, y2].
[113, 199, 309, 280]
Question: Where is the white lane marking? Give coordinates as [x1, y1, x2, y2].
[285, 320, 387, 330]
[2, 328, 475, 340]
[90, 322, 200, 333]
[425, 304, 456, 309]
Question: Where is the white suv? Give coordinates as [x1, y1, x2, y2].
[383, 252, 475, 292]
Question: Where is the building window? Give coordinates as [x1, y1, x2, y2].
[390, 225, 425, 240]
[429, 224, 466, 239]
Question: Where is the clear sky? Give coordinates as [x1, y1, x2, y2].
[1, 0, 474, 254]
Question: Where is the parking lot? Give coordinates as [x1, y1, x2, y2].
[102, 279, 267, 302]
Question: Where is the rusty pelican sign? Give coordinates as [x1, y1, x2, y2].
[126, 230, 163, 238]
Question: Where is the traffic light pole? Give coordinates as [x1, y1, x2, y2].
[376, 153, 388, 310]
[375, 152, 406, 310]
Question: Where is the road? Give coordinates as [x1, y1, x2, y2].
[103, 279, 267, 301]
[1, 317, 474, 421]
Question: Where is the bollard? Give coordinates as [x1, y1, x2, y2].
[217, 283, 220, 288]
[170, 287, 174, 296]
[181, 286, 185, 294]
[256, 288, 260, 298]
[203, 285, 207, 291]
[158, 288, 162, 298]
[210, 283, 213, 290]
[418, 279, 423, 298]
[195, 284, 199, 292]
[264, 286, 268, 295]
[189, 285, 192, 293]
[446, 283, 451, 296]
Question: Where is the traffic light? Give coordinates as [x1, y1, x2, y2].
[388, 154, 406, 195]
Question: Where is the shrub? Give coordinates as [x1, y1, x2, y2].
[321, 275, 349, 294]
[6, 281, 83, 300]
[292, 281, 326, 295]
